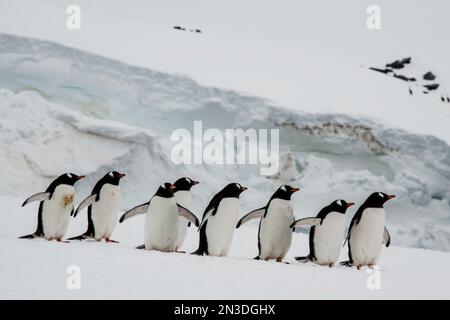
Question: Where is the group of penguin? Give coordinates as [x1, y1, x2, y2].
[19, 171, 395, 269]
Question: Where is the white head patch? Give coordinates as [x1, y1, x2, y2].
[236, 183, 241, 189]
[281, 185, 287, 192]
[185, 177, 190, 183]
[162, 184, 166, 189]
[67, 173, 72, 179]
[336, 200, 342, 206]
[109, 171, 114, 178]
[378, 192, 383, 198]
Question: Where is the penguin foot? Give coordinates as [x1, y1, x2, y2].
[253, 256, 261, 260]
[176, 250, 186, 253]
[57, 239, 70, 243]
[329, 263, 335, 268]
[135, 244, 146, 250]
[105, 238, 119, 243]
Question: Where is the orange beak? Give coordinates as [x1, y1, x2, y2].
[77, 175, 85, 180]
[387, 195, 396, 200]
[241, 187, 248, 191]
[346, 202, 355, 208]
[291, 187, 300, 193]
[169, 184, 176, 190]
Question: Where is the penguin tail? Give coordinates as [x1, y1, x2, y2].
[19, 233, 37, 239]
[294, 256, 310, 263]
[67, 234, 88, 241]
[339, 260, 352, 267]
[135, 244, 145, 250]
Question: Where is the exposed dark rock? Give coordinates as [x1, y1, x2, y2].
[401, 57, 412, 64]
[409, 87, 413, 95]
[369, 67, 393, 74]
[423, 71, 436, 81]
[423, 91, 429, 94]
[423, 83, 440, 91]
[386, 60, 405, 69]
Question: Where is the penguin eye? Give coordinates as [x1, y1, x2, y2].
[67, 173, 72, 179]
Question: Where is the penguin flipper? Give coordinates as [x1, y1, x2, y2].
[177, 204, 199, 227]
[383, 226, 391, 247]
[236, 207, 265, 228]
[198, 208, 214, 232]
[73, 194, 97, 217]
[290, 217, 321, 229]
[21, 192, 50, 207]
[119, 202, 149, 223]
[135, 244, 145, 250]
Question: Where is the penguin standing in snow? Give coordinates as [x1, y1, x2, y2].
[341, 192, 395, 269]
[119, 182, 199, 252]
[292, 199, 354, 267]
[173, 177, 199, 251]
[193, 183, 248, 257]
[236, 185, 317, 262]
[68, 171, 126, 242]
[20, 173, 85, 242]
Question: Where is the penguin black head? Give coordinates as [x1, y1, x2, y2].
[364, 192, 396, 208]
[155, 182, 176, 198]
[102, 171, 126, 186]
[53, 173, 85, 186]
[329, 199, 355, 214]
[271, 185, 300, 201]
[173, 177, 199, 192]
[221, 183, 248, 198]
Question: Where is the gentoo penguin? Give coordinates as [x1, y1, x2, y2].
[292, 199, 354, 267]
[119, 182, 199, 252]
[68, 171, 126, 242]
[193, 183, 248, 257]
[173, 177, 199, 251]
[236, 185, 316, 262]
[20, 173, 85, 241]
[341, 192, 395, 269]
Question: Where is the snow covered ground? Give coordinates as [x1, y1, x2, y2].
[1, 195, 450, 299]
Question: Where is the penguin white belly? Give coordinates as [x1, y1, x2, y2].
[206, 198, 240, 257]
[259, 199, 293, 260]
[313, 212, 345, 265]
[92, 184, 121, 240]
[144, 196, 178, 252]
[349, 208, 385, 266]
[42, 185, 75, 240]
[174, 191, 192, 250]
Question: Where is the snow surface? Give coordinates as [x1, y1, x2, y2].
[1, 195, 450, 299]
